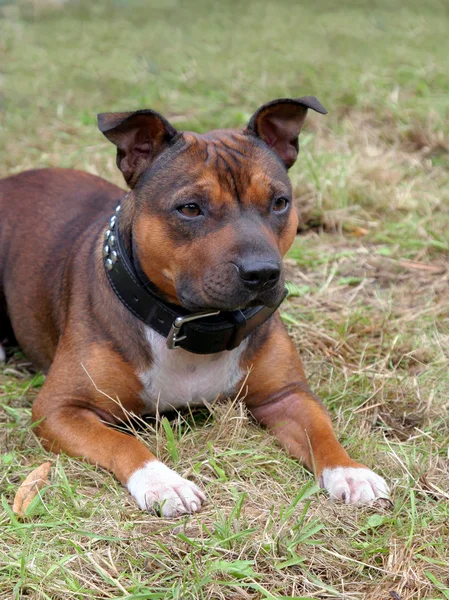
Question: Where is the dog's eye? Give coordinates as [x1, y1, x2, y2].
[273, 197, 289, 213]
[178, 203, 202, 218]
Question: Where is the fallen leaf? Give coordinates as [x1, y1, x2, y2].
[12, 462, 51, 517]
[349, 226, 368, 237]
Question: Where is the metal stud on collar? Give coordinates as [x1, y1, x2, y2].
[104, 204, 121, 273]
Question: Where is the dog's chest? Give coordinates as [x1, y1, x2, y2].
[138, 327, 247, 412]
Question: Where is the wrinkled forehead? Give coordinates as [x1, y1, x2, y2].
[137, 130, 292, 204]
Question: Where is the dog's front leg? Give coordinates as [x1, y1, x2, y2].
[244, 317, 389, 504]
[31, 354, 205, 517]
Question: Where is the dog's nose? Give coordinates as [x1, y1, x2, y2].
[237, 260, 281, 291]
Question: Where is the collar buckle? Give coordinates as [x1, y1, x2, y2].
[166, 309, 221, 349]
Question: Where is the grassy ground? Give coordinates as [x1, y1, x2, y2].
[1, 0, 448, 598]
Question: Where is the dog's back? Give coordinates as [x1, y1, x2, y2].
[0, 168, 123, 369]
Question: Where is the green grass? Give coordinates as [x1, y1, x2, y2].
[1, 1, 449, 598]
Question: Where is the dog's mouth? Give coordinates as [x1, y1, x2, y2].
[178, 288, 283, 313]
[172, 260, 286, 314]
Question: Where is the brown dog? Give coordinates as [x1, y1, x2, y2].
[0, 96, 389, 516]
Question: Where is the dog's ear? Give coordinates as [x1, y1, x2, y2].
[97, 109, 178, 187]
[245, 96, 327, 169]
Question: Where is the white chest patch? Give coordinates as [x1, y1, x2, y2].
[139, 326, 248, 413]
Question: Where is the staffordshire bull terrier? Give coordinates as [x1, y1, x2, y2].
[0, 96, 389, 516]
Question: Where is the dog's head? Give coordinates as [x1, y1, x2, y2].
[98, 97, 326, 311]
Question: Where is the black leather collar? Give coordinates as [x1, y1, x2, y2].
[102, 202, 286, 354]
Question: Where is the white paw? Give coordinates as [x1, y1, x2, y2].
[127, 460, 206, 518]
[0, 345, 5, 364]
[321, 467, 390, 504]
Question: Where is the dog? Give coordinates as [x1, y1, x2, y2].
[0, 96, 389, 516]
